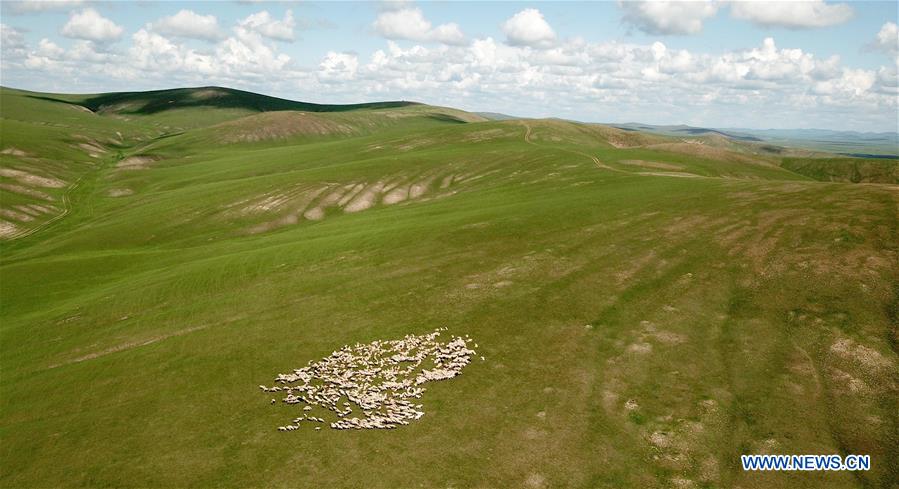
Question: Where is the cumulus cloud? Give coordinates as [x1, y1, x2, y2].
[344, 35, 894, 129]
[813, 68, 875, 96]
[319, 51, 359, 82]
[61, 8, 123, 42]
[373, 7, 466, 45]
[2, 8, 895, 131]
[1, 23, 27, 52]
[124, 29, 291, 82]
[238, 10, 296, 42]
[501, 9, 556, 48]
[3, 0, 84, 15]
[150, 10, 224, 42]
[36, 38, 65, 58]
[217, 28, 292, 75]
[869, 22, 898, 57]
[620, 0, 719, 35]
[730, 0, 854, 29]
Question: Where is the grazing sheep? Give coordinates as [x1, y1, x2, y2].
[263, 328, 477, 432]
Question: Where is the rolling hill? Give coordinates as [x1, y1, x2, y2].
[1, 86, 897, 488]
[614, 123, 899, 157]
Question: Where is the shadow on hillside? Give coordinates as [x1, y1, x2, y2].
[425, 113, 470, 124]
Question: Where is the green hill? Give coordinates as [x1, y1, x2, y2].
[1, 87, 897, 488]
[781, 156, 899, 184]
[27, 85, 418, 116]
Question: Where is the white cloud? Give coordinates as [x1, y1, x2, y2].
[501, 9, 556, 48]
[373, 7, 466, 45]
[22, 38, 77, 72]
[68, 40, 110, 63]
[319, 51, 358, 82]
[730, 0, 854, 29]
[813, 68, 875, 97]
[126, 26, 292, 81]
[875, 66, 897, 93]
[36, 38, 64, 58]
[61, 8, 123, 42]
[239, 10, 296, 42]
[378, 0, 414, 12]
[129, 29, 193, 72]
[217, 28, 292, 75]
[150, 10, 224, 42]
[1, 23, 27, 53]
[329, 35, 893, 129]
[809, 55, 842, 80]
[869, 22, 898, 57]
[620, 1, 719, 35]
[4, 0, 84, 14]
[2, 11, 895, 131]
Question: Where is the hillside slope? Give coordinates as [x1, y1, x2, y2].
[1, 88, 897, 489]
[781, 156, 899, 184]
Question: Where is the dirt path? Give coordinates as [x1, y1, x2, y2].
[794, 342, 823, 398]
[46, 324, 210, 370]
[4, 173, 85, 241]
[4, 133, 167, 242]
[520, 121, 627, 174]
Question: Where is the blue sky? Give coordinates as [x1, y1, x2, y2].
[1, 1, 897, 131]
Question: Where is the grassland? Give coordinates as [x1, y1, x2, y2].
[1, 86, 897, 488]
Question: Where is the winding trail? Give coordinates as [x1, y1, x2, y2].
[3, 131, 171, 242]
[520, 121, 628, 174]
[4, 173, 85, 241]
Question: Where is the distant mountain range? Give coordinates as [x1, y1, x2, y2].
[612, 123, 898, 157]
[479, 112, 897, 157]
[611, 123, 763, 142]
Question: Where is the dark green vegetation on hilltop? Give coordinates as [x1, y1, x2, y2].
[1, 86, 897, 488]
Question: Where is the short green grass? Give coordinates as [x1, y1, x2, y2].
[1, 87, 897, 488]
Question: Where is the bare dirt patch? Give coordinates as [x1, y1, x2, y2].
[396, 139, 433, 151]
[0, 208, 34, 222]
[303, 207, 326, 221]
[0, 219, 20, 238]
[116, 155, 160, 170]
[525, 473, 546, 488]
[1, 147, 30, 157]
[28, 204, 56, 213]
[410, 174, 437, 198]
[0, 168, 66, 188]
[615, 251, 657, 284]
[337, 183, 365, 207]
[619, 160, 684, 171]
[464, 128, 509, 143]
[245, 192, 295, 213]
[108, 188, 134, 197]
[216, 111, 356, 143]
[383, 185, 409, 204]
[440, 174, 456, 189]
[14, 205, 41, 217]
[344, 182, 385, 213]
[77, 142, 106, 155]
[0, 183, 54, 201]
[47, 324, 209, 369]
[830, 337, 893, 372]
[637, 171, 702, 178]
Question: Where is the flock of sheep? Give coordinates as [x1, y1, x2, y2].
[260, 328, 478, 431]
